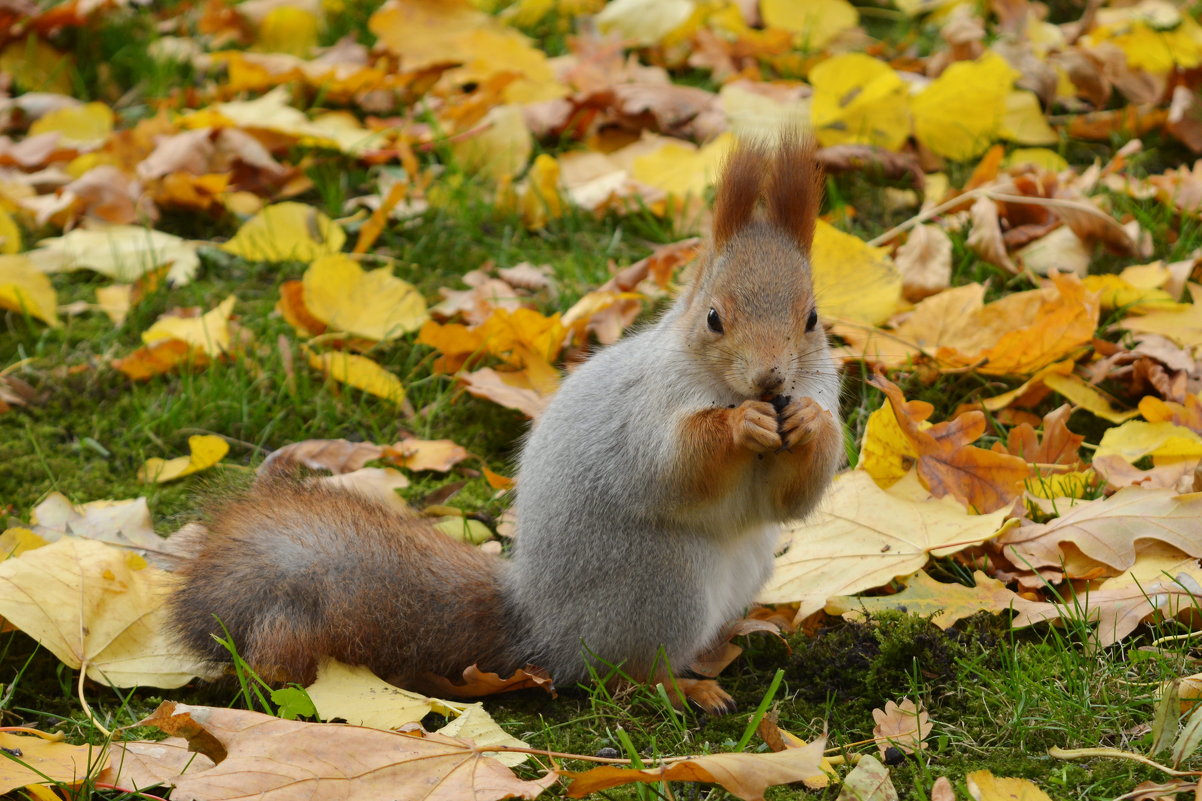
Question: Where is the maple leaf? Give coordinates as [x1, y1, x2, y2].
[564, 737, 827, 801]
[115, 701, 556, 801]
[826, 570, 1048, 630]
[994, 487, 1202, 574]
[868, 373, 1030, 512]
[0, 731, 104, 795]
[760, 471, 1014, 617]
[872, 699, 932, 757]
[0, 538, 207, 687]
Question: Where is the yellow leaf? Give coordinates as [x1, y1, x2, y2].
[307, 349, 406, 405]
[0, 538, 207, 687]
[760, 470, 1014, 617]
[595, 0, 694, 46]
[513, 153, 563, 230]
[967, 770, 1053, 801]
[1041, 373, 1139, 423]
[912, 52, 1018, 160]
[810, 54, 910, 151]
[812, 221, 902, 325]
[0, 206, 20, 253]
[858, 401, 923, 488]
[0, 528, 48, 558]
[1088, 16, 1202, 75]
[138, 435, 230, 483]
[0, 732, 105, 794]
[1000, 90, 1057, 145]
[0, 254, 58, 326]
[1006, 148, 1069, 172]
[369, 0, 566, 104]
[302, 254, 428, 340]
[450, 105, 532, 183]
[257, 6, 321, 57]
[96, 284, 133, 326]
[1120, 283, 1202, 347]
[28, 102, 114, 149]
[0, 35, 73, 94]
[142, 295, 237, 357]
[632, 133, 734, 205]
[30, 225, 201, 285]
[222, 202, 346, 263]
[1082, 274, 1182, 312]
[761, 0, 858, 50]
[1096, 420, 1202, 462]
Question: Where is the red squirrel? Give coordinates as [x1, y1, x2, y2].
[170, 134, 843, 714]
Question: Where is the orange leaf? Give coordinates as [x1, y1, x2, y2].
[869, 372, 1030, 512]
[112, 340, 205, 381]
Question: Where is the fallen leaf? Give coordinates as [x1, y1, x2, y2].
[28, 101, 113, 148]
[809, 54, 909, 151]
[826, 570, 1046, 630]
[994, 487, 1202, 573]
[30, 225, 201, 285]
[138, 434, 230, 483]
[565, 737, 827, 801]
[112, 339, 202, 381]
[813, 221, 902, 326]
[872, 699, 932, 757]
[142, 295, 238, 357]
[760, 471, 1014, 618]
[0, 538, 206, 687]
[260, 438, 386, 475]
[301, 253, 429, 340]
[134, 700, 556, 800]
[460, 367, 555, 418]
[1095, 420, 1202, 462]
[837, 754, 897, 801]
[0, 254, 58, 325]
[30, 493, 162, 554]
[1120, 283, 1202, 348]
[967, 770, 1053, 801]
[387, 438, 470, 472]
[761, 0, 858, 50]
[306, 349, 406, 405]
[869, 373, 1030, 512]
[894, 225, 952, 301]
[221, 201, 346, 262]
[0, 732, 104, 795]
[912, 52, 1017, 161]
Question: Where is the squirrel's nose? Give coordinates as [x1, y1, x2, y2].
[753, 369, 784, 395]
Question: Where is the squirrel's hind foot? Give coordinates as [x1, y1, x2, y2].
[668, 677, 738, 716]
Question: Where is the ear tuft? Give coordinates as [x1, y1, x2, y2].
[712, 142, 767, 251]
[765, 131, 822, 252]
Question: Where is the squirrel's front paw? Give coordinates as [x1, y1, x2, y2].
[732, 400, 781, 453]
[778, 396, 834, 451]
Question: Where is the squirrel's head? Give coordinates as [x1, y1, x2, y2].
[680, 134, 830, 400]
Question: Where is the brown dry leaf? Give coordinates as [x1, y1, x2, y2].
[259, 438, 386, 475]
[30, 493, 162, 553]
[128, 701, 555, 801]
[754, 714, 838, 790]
[1013, 567, 1202, 647]
[895, 224, 952, 301]
[1167, 86, 1202, 153]
[1004, 404, 1084, 467]
[386, 438, 470, 472]
[931, 776, 956, 801]
[995, 487, 1202, 573]
[460, 367, 555, 419]
[869, 373, 1030, 512]
[826, 570, 1047, 630]
[564, 737, 826, 801]
[966, 196, 1017, 273]
[872, 699, 932, 757]
[760, 471, 1014, 618]
[421, 664, 555, 699]
[1092, 455, 1198, 492]
[0, 538, 206, 687]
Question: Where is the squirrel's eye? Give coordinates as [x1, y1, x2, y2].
[806, 308, 819, 332]
[707, 307, 723, 334]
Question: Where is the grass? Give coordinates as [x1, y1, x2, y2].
[4, 3, 1202, 800]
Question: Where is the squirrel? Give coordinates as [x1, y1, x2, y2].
[169, 134, 844, 714]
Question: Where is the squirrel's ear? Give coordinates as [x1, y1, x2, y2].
[766, 133, 822, 253]
[712, 143, 766, 251]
